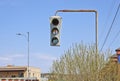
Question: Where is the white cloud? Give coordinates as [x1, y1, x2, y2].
[38, 55, 56, 61]
[0, 57, 11, 61]
[33, 53, 57, 73]
[9, 54, 25, 58]
[0, 54, 25, 61]
[33, 53, 57, 61]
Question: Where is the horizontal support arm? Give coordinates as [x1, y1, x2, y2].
[55, 9, 97, 15]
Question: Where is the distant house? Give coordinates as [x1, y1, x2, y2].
[99, 47, 120, 80]
[0, 65, 41, 81]
[41, 73, 56, 81]
[41, 73, 50, 81]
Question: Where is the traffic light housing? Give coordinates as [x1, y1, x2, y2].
[50, 16, 62, 46]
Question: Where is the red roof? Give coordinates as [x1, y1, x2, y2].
[0, 65, 27, 72]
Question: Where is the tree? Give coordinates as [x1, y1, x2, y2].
[50, 43, 114, 81]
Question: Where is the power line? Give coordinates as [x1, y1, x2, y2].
[99, 0, 117, 41]
[108, 29, 120, 48]
[108, 6, 120, 48]
[100, 3, 120, 51]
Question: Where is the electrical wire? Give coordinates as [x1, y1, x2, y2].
[108, 29, 120, 48]
[100, 3, 120, 51]
[108, 6, 120, 48]
[99, 0, 117, 41]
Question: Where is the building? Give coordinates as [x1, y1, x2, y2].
[0, 65, 41, 81]
[98, 47, 120, 80]
[41, 73, 50, 81]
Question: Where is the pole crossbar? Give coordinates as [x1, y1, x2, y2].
[55, 10, 97, 15]
[54, 9, 98, 54]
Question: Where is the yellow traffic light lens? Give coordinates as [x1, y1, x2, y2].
[52, 18, 59, 25]
[52, 28, 59, 35]
[52, 37, 59, 45]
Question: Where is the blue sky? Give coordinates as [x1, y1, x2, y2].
[0, 0, 120, 73]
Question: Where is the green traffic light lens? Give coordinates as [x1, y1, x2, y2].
[52, 18, 59, 25]
[52, 28, 59, 35]
[52, 37, 59, 45]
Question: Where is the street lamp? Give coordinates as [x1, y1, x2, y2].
[16, 32, 30, 78]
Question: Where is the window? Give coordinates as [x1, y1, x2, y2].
[11, 75, 16, 77]
[19, 72, 24, 77]
[33, 73, 34, 77]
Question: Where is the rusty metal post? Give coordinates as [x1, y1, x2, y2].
[55, 9, 98, 54]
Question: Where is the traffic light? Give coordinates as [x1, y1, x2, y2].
[50, 16, 62, 46]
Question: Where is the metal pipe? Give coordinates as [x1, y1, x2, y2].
[27, 32, 29, 78]
[54, 9, 98, 54]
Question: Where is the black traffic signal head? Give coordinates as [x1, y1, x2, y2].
[50, 16, 62, 46]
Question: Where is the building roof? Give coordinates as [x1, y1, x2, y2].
[0, 65, 27, 72]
